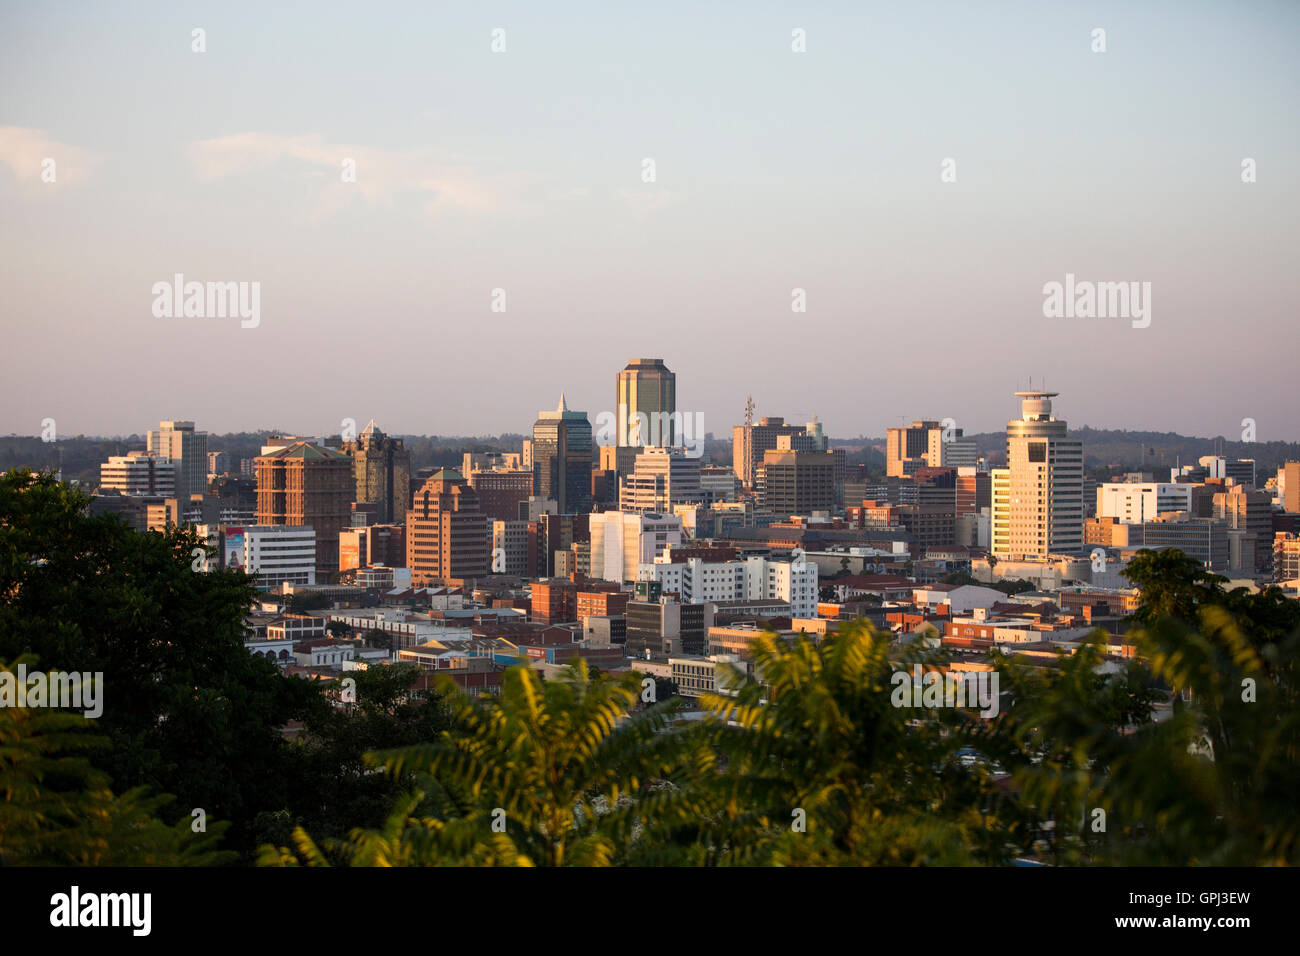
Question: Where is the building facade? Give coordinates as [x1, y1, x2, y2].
[406, 469, 490, 586]
[255, 441, 354, 578]
[616, 357, 677, 447]
[147, 420, 209, 498]
[341, 421, 411, 525]
[532, 394, 593, 515]
[99, 451, 179, 497]
[990, 391, 1084, 559]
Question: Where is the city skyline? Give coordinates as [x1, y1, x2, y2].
[2, 2, 1298, 440]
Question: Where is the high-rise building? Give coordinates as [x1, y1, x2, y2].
[616, 357, 676, 447]
[492, 520, 529, 576]
[590, 511, 683, 583]
[255, 441, 354, 577]
[532, 394, 593, 515]
[757, 449, 837, 515]
[406, 469, 490, 586]
[619, 446, 704, 513]
[341, 421, 411, 525]
[469, 469, 534, 522]
[990, 391, 1084, 559]
[207, 451, 231, 476]
[147, 420, 209, 497]
[1274, 532, 1300, 583]
[699, 465, 740, 504]
[1284, 461, 1300, 514]
[886, 420, 979, 477]
[1199, 456, 1257, 488]
[732, 416, 808, 489]
[1213, 484, 1273, 572]
[99, 451, 179, 497]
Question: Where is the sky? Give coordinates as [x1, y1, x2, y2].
[2, 1, 1297, 442]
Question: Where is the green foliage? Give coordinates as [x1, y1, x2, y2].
[680, 624, 1013, 866]
[262, 661, 687, 866]
[0, 468, 317, 858]
[0, 656, 234, 865]
[279, 664, 456, 843]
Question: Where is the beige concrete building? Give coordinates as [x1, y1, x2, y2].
[886, 420, 978, 477]
[147, 420, 208, 498]
[990, 391, 1084, 559]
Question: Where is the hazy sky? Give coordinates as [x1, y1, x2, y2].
[2, 1, 1297, 441]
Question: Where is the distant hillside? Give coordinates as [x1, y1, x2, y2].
[832, 427, 1298, 477]
[4, 426, 1295, 489]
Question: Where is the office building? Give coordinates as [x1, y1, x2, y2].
[469, 469, 534, 522]
[619, 446, 704, 513]
[341, 421, 411, 525]
[242, 525, 317, 589]
[338, 524, 406, 572]
[616, 357, 677, 447]
[757, 449, 836, 515]
[1139, 513, 1230, 572]
[1213, 484, 1273, 572]
[1096, 482, 1194, 523]
[990, 391, 1084, 559]
[590, 511, 683, 583]
[886, 420, 978, 477]
[406, 469, 490, 586]
[626, 598, 714, 658]
[532, 394, 593, 515]
[732, 415, 813, 489]
[147, 420, 209, 498]
[1284, 462, 1300, 514]
[99, 451, 179, 497]
[1199, 456, 1257, 488]
[492, 520, 529, 576]
[255, 441, 354, 578]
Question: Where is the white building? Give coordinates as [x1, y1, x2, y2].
[619, 447, 703, 513]
[244, 525, 317, 588]
[912, 584, 1005, 614]
[638, 555, 820, 618]
[1096, 482, 1193, 523]
[590, 511, 683, 583]
[99, 451, 179, 497]
[293, 640, 356, 669]
[755, 557, 820, 619]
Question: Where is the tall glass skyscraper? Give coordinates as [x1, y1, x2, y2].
[532, 394, 593, 515]
[616, 358, 676, 448]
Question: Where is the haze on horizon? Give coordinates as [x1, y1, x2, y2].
[2, 1, 1297, 442]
